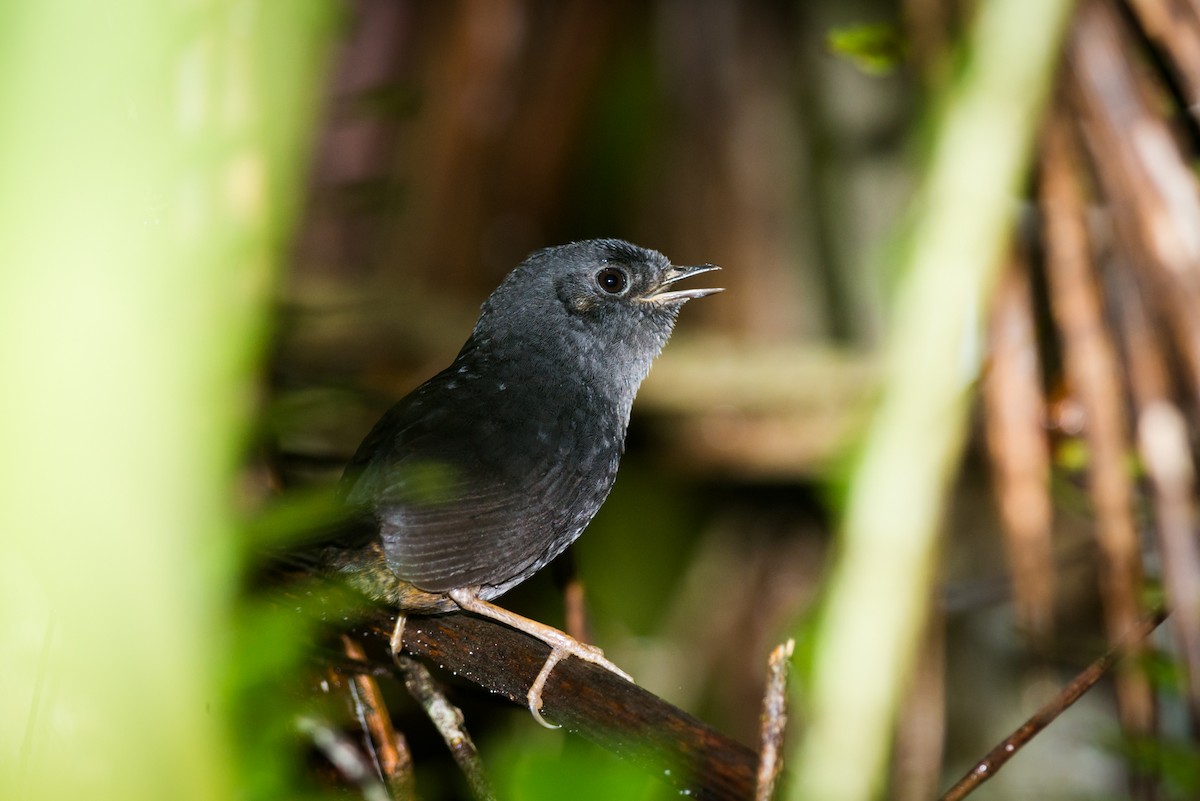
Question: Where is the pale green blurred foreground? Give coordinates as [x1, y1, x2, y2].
[0, 3, 334, 800]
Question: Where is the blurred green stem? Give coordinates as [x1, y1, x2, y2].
[788, 1, 1075, 799]
[0, 3, 332, 800]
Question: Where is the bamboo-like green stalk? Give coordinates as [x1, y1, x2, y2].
[0, 3, 333, 800]
[788, 1, 1075, 799]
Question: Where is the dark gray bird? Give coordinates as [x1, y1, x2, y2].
[328, 239, 721, 724]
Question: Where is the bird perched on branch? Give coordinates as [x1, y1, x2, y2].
[325, 239, 721, 726]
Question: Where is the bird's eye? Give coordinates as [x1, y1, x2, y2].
[595, 266, 628, 295]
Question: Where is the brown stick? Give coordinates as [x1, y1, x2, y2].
[1070, 0, 1200, 403]
[938, 609, 1167, 801]
[340, 635, 415, 799]
[360, 611, 760, 801]
[394, 655, 496, 801]
[1041, 103, 1153, 733]
[982, 254, 1055, 640]
[1122, 0, 1200, 125]
[755, 639, 794, 801]
[563, 576, 592, 644]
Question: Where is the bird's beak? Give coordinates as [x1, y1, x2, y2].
[641, 264, 723, 305]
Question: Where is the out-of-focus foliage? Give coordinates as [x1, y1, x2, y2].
[827, 24, 907, 75]
[489, 735, 662, 801]
[0, 2, 335, 800]
[791, 0, 1076, 799]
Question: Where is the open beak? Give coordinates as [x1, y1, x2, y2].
[641, 263, 723, 305]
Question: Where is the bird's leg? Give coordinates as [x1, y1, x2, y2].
[389, 613, 407, 661]
[447, 587, 633, 728]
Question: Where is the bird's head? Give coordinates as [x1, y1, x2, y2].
[472, 239, 721, 392]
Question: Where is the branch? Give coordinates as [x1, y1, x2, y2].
[339, 635, 415, 798]
[343, 611, 759, 801]
[394, 655, 495, 801]
[938, 608, 1167, 801]
[755, 639, 794, 801]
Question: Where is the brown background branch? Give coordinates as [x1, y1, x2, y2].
[938, 608, 1167, 801]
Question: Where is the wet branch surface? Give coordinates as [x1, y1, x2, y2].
[341, 611, 760, 801]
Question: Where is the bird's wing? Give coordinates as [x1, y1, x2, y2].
[341, 376, 583, 593]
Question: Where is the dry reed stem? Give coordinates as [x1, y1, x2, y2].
[1040, 107, 1152, 733]
[982, 255, 1056, 640]
[1070, 0, 1200, 401]
[1112, 259, 1200, 727]
[1123, 0, 1200, 123]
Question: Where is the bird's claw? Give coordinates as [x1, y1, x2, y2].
[527, 649, 565, 729]
[525, 640, 633, 729]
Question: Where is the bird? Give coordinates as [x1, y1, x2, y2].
[324, 238, 721, 726]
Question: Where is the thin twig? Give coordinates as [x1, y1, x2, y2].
[937, 608, 1167, 801]
[755, 638, 794, 801]
[394, 655, 496, 801]
[563, 575, 591, 644]
[322, 653, 396, 680]
[342, 635, 415, 799]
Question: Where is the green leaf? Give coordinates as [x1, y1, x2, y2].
[826, 24, 907, 75]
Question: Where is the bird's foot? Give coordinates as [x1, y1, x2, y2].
[447, 587, 633, 729]
[523, 626, 632, 729]
[527, 650, 566, 729]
